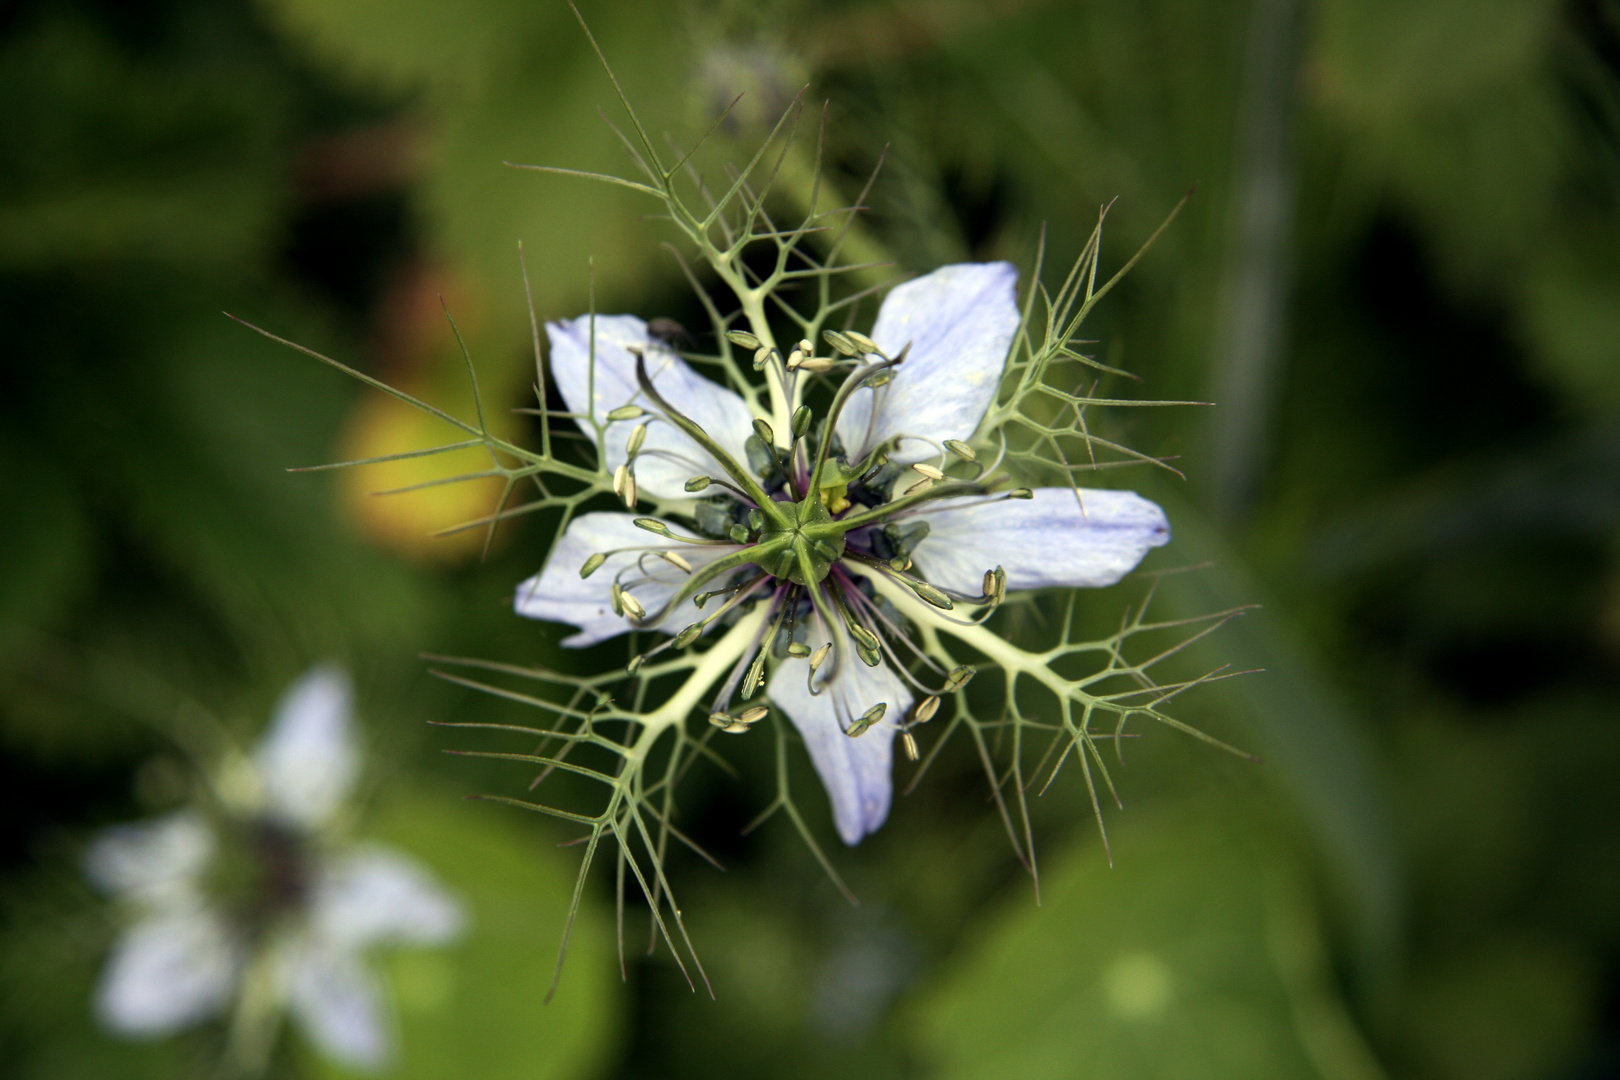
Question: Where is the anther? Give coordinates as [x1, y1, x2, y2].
[626, 423, 648, 456]
[909, 580, 954, 610]
[791, 405, 812, 441]
[622, 472, 639, 510]
[752, 418, 774, 446]
[1009, 488, 1034, 499]
[943, 665, 977, 692]
[627, 654, 645, 675]
[902, 732, 920, 761]
[845, 702, 887, 737]
[912, 696, 941, 724]
[579, 552, 607, 579]
[612, 464, 629, 497]
[684, 475, 711, 492]
[606, 405, 645, 422]
[673, 624, 703, 648]
[753, 346, 773, 371]
[797, 338, 813, 355]
[798, 357, 834, 373]
[617, 587, 646, 620]
[746, 508, 764, 532]
[809, 642, 832, 672]
[726, 329, 761, 349]
[785, 348, 806, 371]
[912, 463, 945, 481]
[944, 439, 976, 461]
[846, 331, 879, 355]
[737, 705, 769, 726]
[903, 477, 935, 496]
[633, 518, 671, 537]
[787, 642, 811, 658]
[661, 551, 693, 573]
[708, 711, 733, 730]
[823, 330, 858, 356]
[728, 523, 749, 544]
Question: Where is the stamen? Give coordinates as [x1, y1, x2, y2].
[752, 418, 774, 446]
[606, 404, 645, 422]
[626, 423, 648, 456]
[912, 463, 945, 481]
[902, 477, 934, 496]
[791, 406, 811, 441]
[622, 472, 638, 509]
[726, 329, 761, 349]
[912, 696, 941, 724]
[633, 518, 671, 538]
[797, 357, 834, 373]
[684, 476, 711, 492]
[845, 702, 887, 737]
[662, 550, 693, 573]
[845, 330, 880, 355]
[579, 552, 607, 579]
[809, 642, 832, 672]
[753, 346, 773, 371]
[944, 439, 976, 461]
[822, 330, 859, 356]
[612, 464, 629, 496]
[943, 665, 976, 692]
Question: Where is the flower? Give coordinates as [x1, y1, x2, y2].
[515, 263, 1170, 846]
[85, 667, 465, 1072]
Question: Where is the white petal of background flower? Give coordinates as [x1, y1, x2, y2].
[837, 262, 1020, 464]
[516, 511, 738, 646]
[84, 810, 213, 907]
[911, 487, 1170, 595]
[768, 634, 915, 845]
[309, 846, 465, 949]
[96, 907, 239, 1036]
[548, 314, 756, 499]
[254, 665, 359, 831]
[287, 944, 391, 1072]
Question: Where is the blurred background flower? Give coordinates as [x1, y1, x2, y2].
[1, 0, 1617, 1079]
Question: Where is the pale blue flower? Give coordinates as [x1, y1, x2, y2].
[86, 667, 465, 1072]
[516, 263, 1170, 845]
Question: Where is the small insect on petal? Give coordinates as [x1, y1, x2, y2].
[626, 423, 648, 456]
[944, 439, 977, 461]
[661, 550, 693, 573]
[684, 475, 711, 492]
[726, 329, 761, 350]
[579, 552, 607, 579]
[912, 463, 945, 481]
[845, 702, 888, 737]
[606, 405, 645, 422]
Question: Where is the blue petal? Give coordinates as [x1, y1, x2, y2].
[547, 315, 756, 498]
[515, 512, 738, 646]
[767, 631, 914, 845]
[837, 262, 1020, 464]
[910, 487, 1170, 595]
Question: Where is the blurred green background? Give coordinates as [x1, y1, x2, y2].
[3, 0, 1618, 1077]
